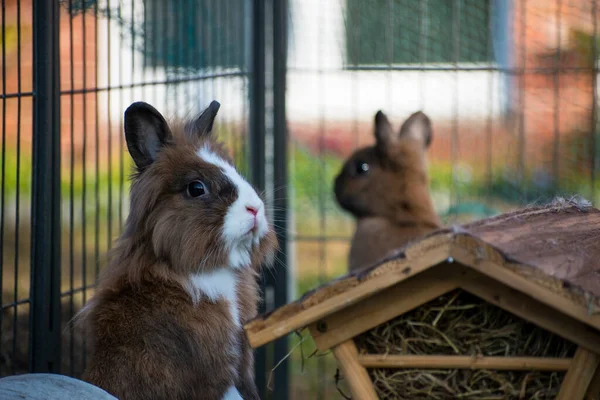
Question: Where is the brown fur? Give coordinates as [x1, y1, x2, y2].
[79, 101, 278, 400]
[334, 111, 441, 272]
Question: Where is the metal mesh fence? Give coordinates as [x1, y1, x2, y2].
[285, 0, 599, 398]
[0, 0, 252, 378]
[0, 0, 34, 377]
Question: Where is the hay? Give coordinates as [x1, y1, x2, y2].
[354, 290, 576, 399]
[369, 368, 564, 399]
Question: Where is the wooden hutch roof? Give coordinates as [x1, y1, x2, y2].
[244, 201, 600, 349]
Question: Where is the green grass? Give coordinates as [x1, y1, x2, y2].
[2, 150, 33, 198]
[0, 25, 20, 54]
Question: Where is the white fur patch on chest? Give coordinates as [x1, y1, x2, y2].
[187, 269, 240, 327]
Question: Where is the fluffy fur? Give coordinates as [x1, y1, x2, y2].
[334, 110, 441, 272]
[79, 101, 278, 400]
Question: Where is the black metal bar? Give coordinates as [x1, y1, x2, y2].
[316, 0, 327, 395]
[81, 1, 89, 371]
[174, 0, 181, 110]
[0, 92, 34, 99]
[294, 65, 599, 74]
[250, 0, 265, 193]
[592, 0, 598, 201]
[30, 0, 61, 373]
[94, 0, 101, 302]
[118, 2, 125, 231]
[518, 0, 527, 201]
[106, 0, 114, 255]
[485, 0, 493, 203]
[250, 0, 267, 397]
[450, 0, 461, 213]
[271, 1, 289, 398]
[13, 0, 23, 376]
[58, 72, 245, 96]
[552, 0, 562, 189]
[351, 0, 360, 150]
[61, 285, 98, 298]
[161, 0, 168, 114]
[68, 0, 76, 377]
[0, 0, 8, 368]
[291, 235, 351, 242]
[2, 299, 31, 310]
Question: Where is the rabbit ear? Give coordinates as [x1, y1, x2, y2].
[186, 100, 221, 138]
[124, 102, 172, 171]
[374, 110, 394, 148]
[398, 111, 433, 148]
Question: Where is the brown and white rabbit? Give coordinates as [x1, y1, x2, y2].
[334, 110, 442, 272]
[79, 100, 278, 400]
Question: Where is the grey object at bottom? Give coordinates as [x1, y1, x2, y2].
[0, 373, 117, 400]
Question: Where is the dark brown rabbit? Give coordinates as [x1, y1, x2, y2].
[334, 110, 441, 272]
[79, 100, 278, 400]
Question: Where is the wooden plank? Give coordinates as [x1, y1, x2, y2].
[557, 347, 600, 400]
[332, 340, 378, 400]
[460, 271, 600, 355]
[357, 355, 571, 371]
[245, 239, 451, 348]
[585, 363, 600, 400]
[452, 237, 600, 333]
[309, 265, 459, 351]
[456, 204, 600, 301]
[247, 205, 600, 350]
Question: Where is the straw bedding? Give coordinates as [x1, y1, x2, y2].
[354, 289, 576, 399]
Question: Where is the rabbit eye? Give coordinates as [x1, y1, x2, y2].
[187, 181, 206, 197]
[354, 161, 369, 175]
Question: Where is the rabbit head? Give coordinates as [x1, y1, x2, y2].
[121, 101, 278, 281]
[334, 110, 439, 227]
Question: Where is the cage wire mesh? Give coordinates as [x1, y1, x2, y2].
[0, 0, 251, 377]
[0, 0, 599, 399]
[285, 0, 599, 399]
[0, 0, 33, 377]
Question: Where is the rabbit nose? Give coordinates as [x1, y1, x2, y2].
[246, 206, 258, 216]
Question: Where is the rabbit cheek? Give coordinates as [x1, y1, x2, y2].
[335, 178, 363, 215]
[333, 174, 345, 201]
[222, 183, 265, 269]
[198, 146, 265, 270]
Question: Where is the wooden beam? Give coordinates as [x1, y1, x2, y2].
[557, 347, 600, 400]
[585, 363, 600, 400]
[357, 355, 571, 371]
[460, 271, 600, 355]
[332, 340, 378, 400]
[244, 238, 451, 348]
[309, 266, 459, 351]
[451, 237, 600, 333]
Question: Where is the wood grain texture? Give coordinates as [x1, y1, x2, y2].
[452, 238, 600, 332]
[460, 205, 600, 291]
[309, 265, 459, 350]
[585, 363, 600, 400]
[244, 236, 451, 348]
[357, 355, 571, 371]
[332, 340, 378, 400]
[460, 271, 600, 355]
[557, 347, 600, 400]
[244, 204, 600, 349]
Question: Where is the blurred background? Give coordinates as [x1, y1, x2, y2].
[1, 0, 599, 399]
